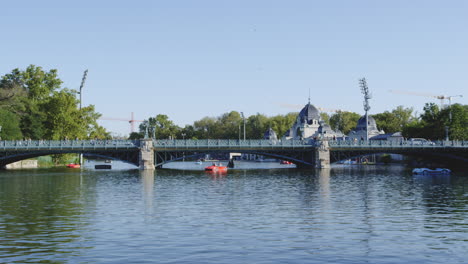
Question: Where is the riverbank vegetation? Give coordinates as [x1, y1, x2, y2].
[1, 65, 466, 143]
[132, 103, 467, 141]
[0, 65, 111, 164]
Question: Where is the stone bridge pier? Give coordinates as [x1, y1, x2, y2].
[139, 139, 155, 170]
[315, 140, 330, 168]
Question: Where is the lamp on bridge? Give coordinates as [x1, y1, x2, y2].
[241, 112, 246, 141]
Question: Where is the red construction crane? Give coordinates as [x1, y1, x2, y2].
[100, 112, 144, 133]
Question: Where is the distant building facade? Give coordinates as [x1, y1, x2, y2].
[264, 127, 278, 141]
[283, 102, 343, 140]
[347, 115, 385, 140]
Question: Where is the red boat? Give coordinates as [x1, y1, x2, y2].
[66, 163, 81, 168]
[280, 160, 293, 165]
[205, 164, 227, 172]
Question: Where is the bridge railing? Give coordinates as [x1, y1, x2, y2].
[0, 140, 139, 150]
[153, 139, 317, 149]
[329, 140, 468, 148]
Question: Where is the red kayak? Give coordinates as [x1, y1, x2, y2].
[66, 163, 81, 168]
[205, 165, 227, 172]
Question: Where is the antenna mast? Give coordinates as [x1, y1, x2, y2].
[359, 78, 371, 141]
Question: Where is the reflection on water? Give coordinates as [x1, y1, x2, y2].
[0, 165, 467, 263]
[140, 170, 154, 214]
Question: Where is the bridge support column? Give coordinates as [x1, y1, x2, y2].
[139, 139, 155, 170]
[315, 140, 330, 169]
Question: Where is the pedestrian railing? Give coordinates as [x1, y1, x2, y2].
[0, 140, 139, 150]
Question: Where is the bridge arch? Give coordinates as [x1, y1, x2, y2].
[330, 149, 468, 168]
[154, 149, 315, 168]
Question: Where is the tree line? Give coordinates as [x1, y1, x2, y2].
[132, 104, 467, 141]
[1, 65, 466, 142]
[0, 65, 110, 141]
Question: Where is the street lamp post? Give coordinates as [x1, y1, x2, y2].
[241, 112, 246, 141]
[445, 95, 463, 141]
[359, 78, 371, 141]
[78, 70, 88, 166]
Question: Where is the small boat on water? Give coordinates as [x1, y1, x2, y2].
[95, 164, 111, 170]
[205, 163, 227, 172]
[66, 163, 81, 168]
[280, 160, 292, 165]
[412, 168, 451, 175]
[195, 160, 203, 165]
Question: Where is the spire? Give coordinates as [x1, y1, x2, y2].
[308, 88, 311, 104]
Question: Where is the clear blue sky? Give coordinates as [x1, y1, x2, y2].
[1, 0, 467, 136]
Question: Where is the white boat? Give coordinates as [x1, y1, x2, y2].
[195, 160, 203, 165]
[412, 168, 451, 175]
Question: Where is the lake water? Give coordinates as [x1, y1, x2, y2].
[1, 163, 467, 263]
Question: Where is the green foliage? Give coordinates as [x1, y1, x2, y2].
[403, 103, 467, 140]
[140, 114, 180, 139]
[448, 104, 468, 140]
[246, 113, 269, 139]
[128, 132, 144, 140]
[329, 111, 360, 135]
[0, 109, 23, 140]
[270, 112, 297, 138]
[0, 65, 110, 141]
[373, 106, 413, 133]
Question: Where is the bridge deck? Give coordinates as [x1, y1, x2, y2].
[1, 139, 467, 151]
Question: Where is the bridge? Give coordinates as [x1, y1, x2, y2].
[1, 139, 467, 169]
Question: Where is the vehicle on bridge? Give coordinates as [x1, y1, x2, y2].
[409, 138, 435, 145]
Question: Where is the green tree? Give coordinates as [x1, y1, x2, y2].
[270, 112, 297, 138]
[329, 111, 360, 135]
[1, 65, 109, 140]
[441, 104, 468, 140]
[218, 111, 243, 139]
[0, 109, 23, 140]
[373, 106, 413, 134]
[402, 103, 467, 140]
[141, 114, 180, 139]
[41, 89, 84, 140]
[128, 132, 144, 140]
[246, 113, 269, 139]
[193, 116, 219, 139]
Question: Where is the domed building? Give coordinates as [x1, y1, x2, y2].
[264, 127, 278, 141]
[348, 115, 384, 140]
[284, 102, 343, 140]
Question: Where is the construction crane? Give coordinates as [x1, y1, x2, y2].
[100, 112, 144, 133]
[389, 90, 463, 109]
